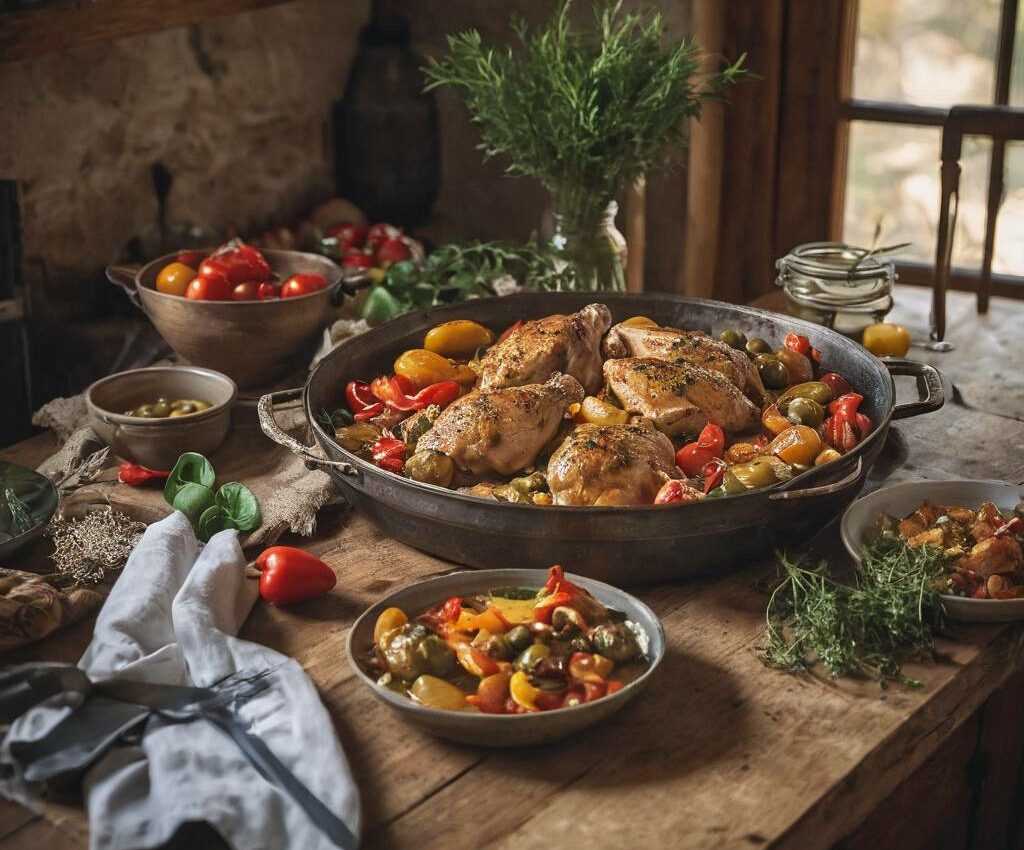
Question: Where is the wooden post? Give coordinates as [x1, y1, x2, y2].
[623, 178, 646, 292]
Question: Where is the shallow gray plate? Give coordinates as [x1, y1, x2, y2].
[346, 568, 665, 746]
[841, 479, 1024, 622]
[0, 461, 59, 560]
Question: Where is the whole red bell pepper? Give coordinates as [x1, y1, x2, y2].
[201, 241, 272, 285]
[255, 546, 336, 605]
[369, 436, 406, 473]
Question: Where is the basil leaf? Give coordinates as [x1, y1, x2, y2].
[171, 482, 215, 526]
[214, 482, 262, 532]
[164, 452, 216, 505]
[361, 286, 403, 325]
[197, 504, 239, 542]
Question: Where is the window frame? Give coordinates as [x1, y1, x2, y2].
[826, 0, 1024, 297]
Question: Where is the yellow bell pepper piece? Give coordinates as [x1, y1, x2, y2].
[509, 671, 542, 712]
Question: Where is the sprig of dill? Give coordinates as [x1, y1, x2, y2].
[763, 538, 948, 686]
[423, 0, 747, 226]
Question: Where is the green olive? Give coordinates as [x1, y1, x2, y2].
[404, 450, 455, 488]
[150, 402, 171, 417]
[156, 397, 171, 405]
[134, 405, 156, 418]
[172, 402, 197, 415]
[785, 397, 825, 427]
[728, 457, 781, 490]
[777, 381, 833, 409]
[505, 625, 533, 652]
[717, 329, 748, 350]
[745, 337, 773, 357]
[757, 358, 789, 389]
[513, 643, 550, 673]
[189, 400, 212, 412]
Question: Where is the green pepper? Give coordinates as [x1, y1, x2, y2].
[785, 397, 825, 427]
[777, 381, 834, 409]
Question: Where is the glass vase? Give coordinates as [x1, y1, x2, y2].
[549, 199, 627, 292]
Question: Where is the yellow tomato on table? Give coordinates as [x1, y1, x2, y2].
[862, 323, 911, 357]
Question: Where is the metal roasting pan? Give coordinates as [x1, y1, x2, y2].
[259, 292, 944, 585]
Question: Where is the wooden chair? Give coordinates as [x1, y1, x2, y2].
[932, 105, 1024, 340]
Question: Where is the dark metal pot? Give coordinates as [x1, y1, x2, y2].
[259, 293, 943, 585]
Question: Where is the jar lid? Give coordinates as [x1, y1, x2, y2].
[776, 241, 895, 285]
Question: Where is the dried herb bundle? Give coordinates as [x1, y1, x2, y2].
[763, 538, 948, 686]
[424, 0, 747, 226]
[46, 506, 146, 584]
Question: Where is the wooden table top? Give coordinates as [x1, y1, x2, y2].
[2, 285, 1023, 850]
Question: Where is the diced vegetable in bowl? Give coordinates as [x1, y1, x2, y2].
[346, 567, 664, 746]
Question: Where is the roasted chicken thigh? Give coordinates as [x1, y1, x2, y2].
[603, 323, 764, 400]
[416, 372, 584, 476]
[546, 418, 679, 506]
[604, 357, 760, 437]
[478, 303, 611, 394]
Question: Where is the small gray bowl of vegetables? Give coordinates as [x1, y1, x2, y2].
[346, 566, 664, 746]
[86, 366, 237, 470]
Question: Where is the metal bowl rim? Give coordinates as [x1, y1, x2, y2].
[85, 365, 238, 425]
[345, 567, 665, 722]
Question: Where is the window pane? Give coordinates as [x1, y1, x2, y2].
[853, 0, 1000, 107]
[842, 121, 941, 262]
[992, 143, 1024, 273]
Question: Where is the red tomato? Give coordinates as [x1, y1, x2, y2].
[695, 423, 725, 457]
[257, 282, 280, 299]
[185, 273, 232, 301]
[366, 223, 401, 251]
[654, 480, 702, 505]
[820, 372, 852, 398]
[231, 281, 262, 301]
[325, 222, 368, 251]
[376, 237, 412, 266]
[341, 250, 375, 269]
[784, 332, 811, 355]
[207, 243, 272, 284]
[675, 443, 716, 477]
[176, 250, 205, 268]
[280, 273, 328, 298]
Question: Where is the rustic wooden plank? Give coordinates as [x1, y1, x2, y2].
[0, 801, 37, 843]
[0, 0, 295, 63]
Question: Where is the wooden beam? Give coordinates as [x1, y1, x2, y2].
[0, 0, 295, 63]
[623, 178, 646, 293]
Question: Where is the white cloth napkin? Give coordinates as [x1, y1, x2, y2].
[2, 511, 361, 850]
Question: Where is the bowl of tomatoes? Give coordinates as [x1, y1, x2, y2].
[107, 241, 345, 389]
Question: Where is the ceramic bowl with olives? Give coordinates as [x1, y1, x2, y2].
[85, 366, 237, 470]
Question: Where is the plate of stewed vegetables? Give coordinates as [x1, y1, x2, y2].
[347, 566, 664, 745]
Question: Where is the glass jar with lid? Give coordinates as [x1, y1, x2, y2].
[775, 242, 895, 336]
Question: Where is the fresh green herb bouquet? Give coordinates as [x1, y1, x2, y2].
[424, 0, 746, 291]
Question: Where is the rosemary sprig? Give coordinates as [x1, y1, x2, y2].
[3, 488, 32, 535]
[763, 538, 948, 686]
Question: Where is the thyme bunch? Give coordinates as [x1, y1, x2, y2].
[763, 538, 948, 686]
[424, 0, 747, 225]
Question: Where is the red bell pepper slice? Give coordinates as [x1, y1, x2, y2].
[498, 319, 523, 344]
[695, 423, 725, 457]
[353, 402, 386, 422]
[440, 596, 462, 622]
[824, 392, 872, 452]
[701, 458, 727, 494]
[370, 376, 461, 413]
[346, 380, 379, 414]
[533, 565, 588, 624]
[370, 436, 406, 473]
[785, 332, 822, 364]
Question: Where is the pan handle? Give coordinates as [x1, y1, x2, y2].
[885, 358, 945, 420]
[105, 264, 144, 311]
[769, 457, 862, 501]
[257, 389, 359, 477]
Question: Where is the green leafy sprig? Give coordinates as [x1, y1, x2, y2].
[424, 0, 747, 226]
[763, 538, 948, 686]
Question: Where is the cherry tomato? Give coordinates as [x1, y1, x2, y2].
[376, 237, 412, 267]
[325, 222, 368, 251]
[675, 443, 716, 477]
[185, 273, 232, 301]
[341, 250, 375, 269]
[156, 262, 195, 297]
[366, 222, 401, 251]
[280, 274, 327, 298]
[175, 250, 205, 268]
[654, 480, 702, 505]
[820, 372, 852, 398]
[695, 423, 725, 457]
[784, 333, 811, 355]
[231, 281, 262, 301]
[257, 282, 280, 299]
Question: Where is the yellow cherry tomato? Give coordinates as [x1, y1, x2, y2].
[620, 316, 659, 328]
[768, 425, 822, 466]
[862, 323, 911, 357]
[156, 262, 196, 297]
[509, 671, 542, 712]
[424, 320, 495, 359]
[579, 396, 629, 426]
[394, 349, 458, 390]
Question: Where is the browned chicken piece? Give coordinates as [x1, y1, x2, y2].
[985, 575, 1024, 599]
[970, 520, 997, 542]
[603, 357, 759, 437]
[478, 303, 611, 394]
[603, 323, 765, 400]
[416, 373, 584, 477]
[907, 527, 946, 549]
[546, 419, 680, 506]
[954, 535, 1023, 577]
[947, 506, 976, 523]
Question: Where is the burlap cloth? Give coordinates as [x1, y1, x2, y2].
[33, 317, 370, 548]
